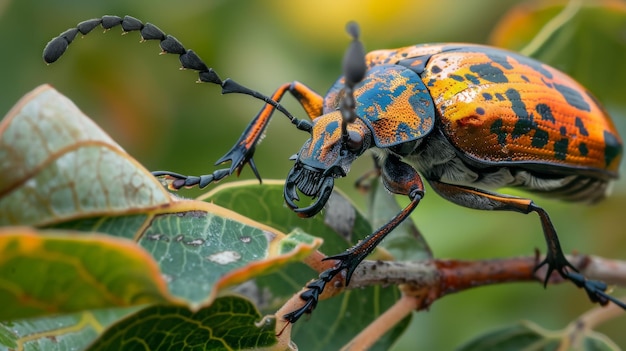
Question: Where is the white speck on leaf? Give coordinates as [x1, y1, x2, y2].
[206, 251, 241, 265]
[185, 238, 205, 246]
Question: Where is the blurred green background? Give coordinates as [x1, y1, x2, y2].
[1, 0, 625, 349]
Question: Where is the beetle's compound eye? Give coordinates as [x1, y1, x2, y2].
[345, 130, 363, 152]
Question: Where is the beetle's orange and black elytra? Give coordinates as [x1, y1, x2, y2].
[43, 16, 624, 325]
[374, 44, 624, 176]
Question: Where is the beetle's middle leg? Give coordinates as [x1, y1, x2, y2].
[284, 155, 425, 323]
[154, 82, 324, 190]
[427, 180, 626, 309]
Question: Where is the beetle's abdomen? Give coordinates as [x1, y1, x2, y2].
[419, 47, 622, 178]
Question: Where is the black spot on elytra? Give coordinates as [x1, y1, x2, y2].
[531, 129, 549, 148]
[578, 142, 589, 157]
[486, 54, 514, 70]
[476, 107, 485, 115]
[575, 117, 589, 136]
[469, 63, 508, 83]
[431, 65, 442, 73]
[450, 74, 464, 82]
[521, 75, 530, 82]
[495, 93, 505, 101]
[554, 138, 569, 160]
[554, 83, 591, 112]
[490, 118, 506, 146]
[482, 92, 492, 101]
[506, 89, 534, 139]
[559, 126, 567, 136]
[603, 130, 622, 167]
[535, 103, 555, 123]
[465, 73, 480, 85]
[427, 78, 436, 87]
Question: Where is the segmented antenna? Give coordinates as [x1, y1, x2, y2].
[42, 15, 297, 122]
[339, 21, 366, 147]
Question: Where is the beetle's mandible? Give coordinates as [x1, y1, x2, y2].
[43, 15, 624, 323]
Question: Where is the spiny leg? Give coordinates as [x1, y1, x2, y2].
[155, 81, 324, 190]
[153, 22, 365, 191]
[43, 15, 325, 190]
[284, 155, 425, 323]
[428, 180, 626, 309]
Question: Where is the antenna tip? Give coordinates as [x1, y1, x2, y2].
[345, 21, 360, 41]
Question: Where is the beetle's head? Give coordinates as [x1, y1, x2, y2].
[285, 110, 371, 217]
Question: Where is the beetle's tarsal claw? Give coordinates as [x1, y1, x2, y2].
[283, 289, 319, 323]
[535, 253, 626, 310]
[283, 269, 335, 323]
[248, 158, 262, 183]
[214, 141, 261, 182]
[152, 169, 231, 191]
[152, 171, 194, 190]
[564, 271, 626, 309]
[534, 246, 579, 288]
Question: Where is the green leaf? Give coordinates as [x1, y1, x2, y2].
[0, 86, 329, 350]
[48, 202, 321, 308]
[87, 297, 280, 351]
[457, 320, 621, 351]
[202, 180, 372, 256]
[135, 205, 320, 306]
[0, 227, 171, 321]
[0, 307, 139, 351]
[489, 0, 626, 113]
[204, 181, 413, 351]
[0, 85, 322, 316]
[0, 85, 172, 227]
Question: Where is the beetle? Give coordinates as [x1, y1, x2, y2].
[44, 15, 624, 323]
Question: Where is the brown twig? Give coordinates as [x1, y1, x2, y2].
[274, 253, 626, 348]
[349, 254, 626, 295]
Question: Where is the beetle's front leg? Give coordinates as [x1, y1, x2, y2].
[153, 82, 323, 190]
[427, 180, 626, 309]
[284, 155, 425, 323]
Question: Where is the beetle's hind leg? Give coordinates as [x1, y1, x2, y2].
[428, 180, 626, 309]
